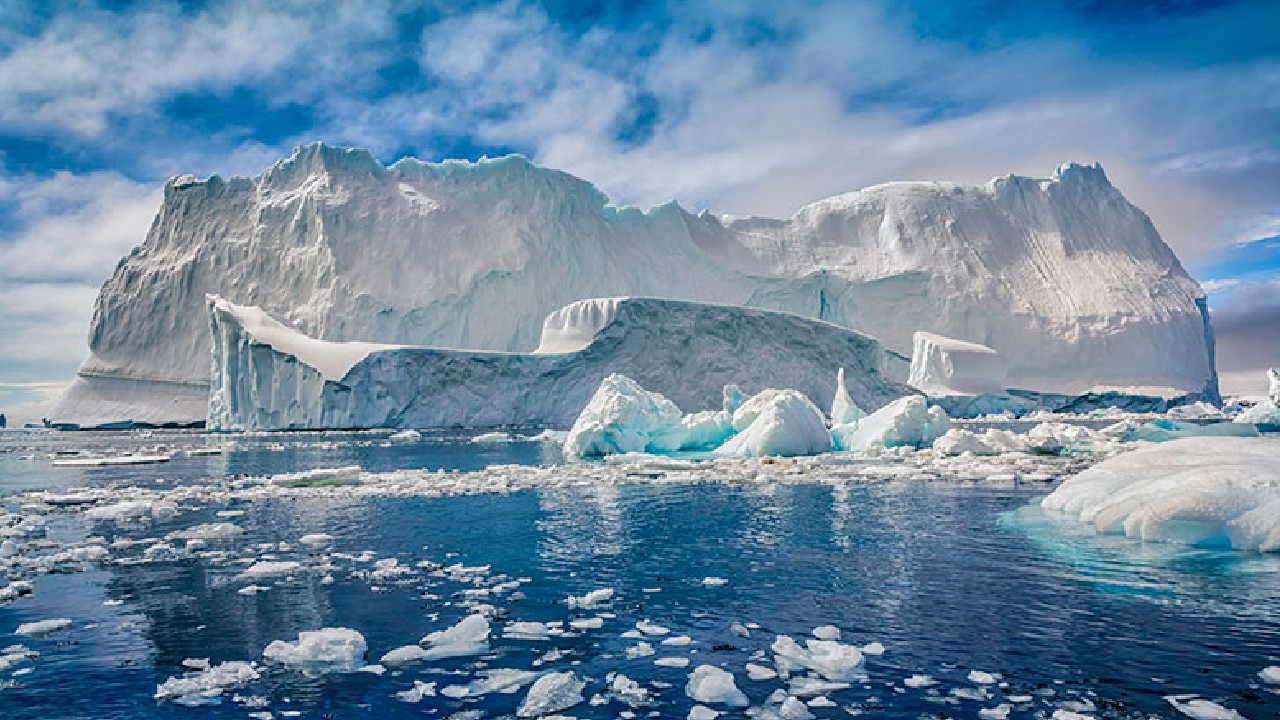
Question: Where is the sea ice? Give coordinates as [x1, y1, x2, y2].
[685, 665, 750, 707]
[516, 671, 585, 717]
[14, 618, 72, 637]
[1042, 437, 1280, 551]
[566, 587, 614, 609]
[1164, 695, 1246, 720]
[771, 635, 864, 681]
[262, 627, 367, 674]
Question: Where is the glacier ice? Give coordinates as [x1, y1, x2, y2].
[209, 295, 906, 431]
[908, 332, 1007, 396]
[829, 367, 865, 424]
[832, 396, 950, 452]
[563, 374, 686, 457]
[716, 389, 832, 458]
[53, 144, 1218, 426]
[1041, 437, 1280, 551]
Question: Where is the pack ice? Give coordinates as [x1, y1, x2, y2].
[207, 295, 907, 431]
[53, 143, 1217, 426]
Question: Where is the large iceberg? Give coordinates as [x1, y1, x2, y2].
[208, 296, 907, 431]
[53, 144, 1217, 426]
[1041, 437, 1280, 552]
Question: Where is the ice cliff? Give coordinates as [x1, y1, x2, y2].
[207, 296, 909, 431]
[54, 143, 1217, 425]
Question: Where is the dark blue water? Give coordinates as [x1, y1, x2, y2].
[2, 429, 1278, 719]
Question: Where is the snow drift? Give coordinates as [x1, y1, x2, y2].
[53, 144, 1217, 425]
[208, 295, 908, 431]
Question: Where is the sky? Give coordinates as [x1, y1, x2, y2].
[0, 0, 1278, 422]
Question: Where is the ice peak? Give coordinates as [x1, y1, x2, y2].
[1051, 161, 1109, 185]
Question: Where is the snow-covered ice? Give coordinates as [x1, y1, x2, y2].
[1042, 437, 1280, 551]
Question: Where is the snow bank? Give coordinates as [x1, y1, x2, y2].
[1042, 437, 1280, 551]
[832, 396, 949, 452]
[210, 296, 906, 431]
[717, 389, 832, 458]
[262, 627, 367, 673]
[908, 332, 1007, 396]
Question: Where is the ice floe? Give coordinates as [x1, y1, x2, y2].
[686, 664, 749, 707]
[262, 628, 367, 674]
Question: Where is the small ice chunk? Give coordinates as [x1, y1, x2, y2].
[567, 587, 615, 609]
[968, 670, 998, 685]
[1259, 666, 1280, 683]
[299, 533, 334, 546]
[155, 661, 260, 706]
[662, 635, 692, 646]
[702, 577, 728, 587]
[979, 703, 1012, 720]
[388, 429, 422, 441]
[812, 625, 840, 640]
[685, 665, 749, 707]
[379, 644, 429, 666]
[262, 627, 366, 674]
[395, 680, 436, 703]
[656, 657, 691, 668]
[15, 618, 72, 637]
[238, 560, 301, 579]
[608, 672, 653, 707]
[771, 635, 864, 681]
[689, 705, 721, 720]
[636, 620, 670, 635]
[903, 674, 936, 688]
[746, 663, 778, 681]
[420, 613, 490, 660]
[570, 617, 605, 629]
[626, 641, 656, 659]
[1164, 696, 1246, 720]
[517, 671, 586, 717]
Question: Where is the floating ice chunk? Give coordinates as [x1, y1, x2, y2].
[968, 670, 998, 684]
[566, 587, 614, 609]
[504, 621, 558, 640]
[1260, 666, 1280, 683]
[167, 523, 243, 540]
[771, 635, 864, 681]
[662, 635, 692, 646]
[299, 533, 334, 546]
[1167, 402, 1223, 419]
[718, 389, 832, 458]
[608, 672, 653, 707]
[933, 429, 996, 456]
[420, 613, 490, 660]
[903, 674, 936, 688]
[746, 663, 778, 680]
[517, 671, 586, 717]
[473, 431, 512, 443]
[263, 628, 366, 674]
[689, 705, 721, 720]
[237, 585, 271, 596]
[656, 657, 691, 668]
[749, 695, 816, 720]
[85, 500, 161, 521]
[979, 703, 1013, 719]
[830, 368, 865, 424]
[238, 560, 302, 579]
[1164, 695, 1246, 720]
[15, 617, 72, 637]
[570, 617, 604, 630]
[53, 454, 171, 467]
[395, 680, 437, 702]
[1124, 418, 1257, 443]
[1237, 401, 1280, 426]
[788, 676, 850, 696]
[636, 620, 671, 635]
[702, 577, 728, 587]
[1041, 437, 1280, 551]
[1051, 711, 1095, 720]
[458, 669, 541, 696]
[860, 641, 884, 655]
[380, 644, 429, 666]
[686, 665, 749, 707]
[626, 641, 656, 659]
[270, 466, 362, 487]
[388, 429, 421, 441]
[832, 396, 949, 452]
[155, 661, 260, 706]
[812, 625, 840, 640]
[563, 374, 685, 458]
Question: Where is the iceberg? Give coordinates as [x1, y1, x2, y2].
[209, 295, 907, 431]
[262, 628, 367, 674]
[1041, 437, 1280, 551]
[716, 389, 832, 458]
[832, 395, 949, 452]
[829, 367, 865, 424]
[563, 374, 685, 457]
[53, 145, 1218, 426]
[908, 332, 1007, 396]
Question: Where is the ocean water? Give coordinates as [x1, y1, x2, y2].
[1, 429, 1278, 719]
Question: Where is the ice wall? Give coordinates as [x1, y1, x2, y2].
[54, 144, 1217, 425]
[908, 332, 1008, 396]
[207, 296, 910, 431]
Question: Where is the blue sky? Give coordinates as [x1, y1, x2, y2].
[1, 0, 1278, 419]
